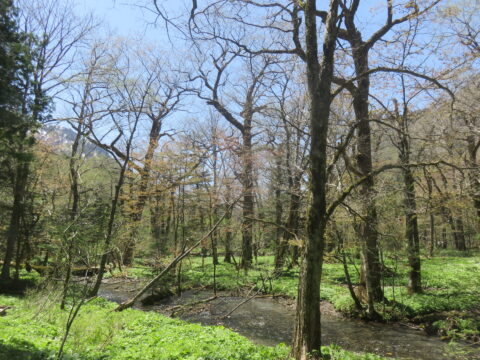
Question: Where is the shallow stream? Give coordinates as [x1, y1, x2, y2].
[98, 279, 479, 360]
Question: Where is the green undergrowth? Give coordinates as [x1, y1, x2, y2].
[117, 252, 480, 341]
[0, 291, 288, 360]
[0, 269, 42, 294]
[431, 316, 480, 342]
[391, 255, 480, 314]
[380, 254, 480, 341]
[0, 291, 391, 360]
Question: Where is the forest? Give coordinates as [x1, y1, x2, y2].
[0, 0, 479, 359]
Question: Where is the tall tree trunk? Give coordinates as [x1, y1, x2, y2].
[150, 189, 167, 256]
[223, 182, 234, 263]
[292, 1, 338, 358]
[210, 141, 219, 265]
[276, 177, 301, 271]
[90, 118, 138, 296]
[273, 152, 285, 271]
[223, 209, 233, 263]
[340, 4, 386, 313]
[61, 119, 83, 309]
[240, 124, 254, 269]
[210, 212, 219, 265]
[454, 217, 467, 251]
[352, 49, 383, 310]
[14, 228, 24, 281]
[441, 226, 448, 249]
[438, 170, 467, 251]
[1, 61, 41, 283]
[442, 207, 457, 248]
[203, 59, 267, 269]
[198, 189, 208, 266]
[90, 164, 128, 296]
[403, 166, 422, 293]
[1, 161, 28, 282]
[123, 119, 162, 266]
[150, 192, 161, 253]
[277, 100, 306, 270]
[429, 213, 435, 256]
[395, 101, 422, 294]
[451, 169, 467, 252]
[425, 171, 436, 257]
[335, 225, 363, 312]
[275, 175, 283, 244]
[466, 135, 480, 222]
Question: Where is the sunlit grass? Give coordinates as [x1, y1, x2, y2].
[0, 291, 390, 359]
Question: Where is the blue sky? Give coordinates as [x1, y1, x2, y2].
[76, 0, 144, 35]
[64, 0, 464, 125]
[73, 0, 403, 43]
[75, 0, 184, 44]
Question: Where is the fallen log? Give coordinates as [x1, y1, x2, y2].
[168, 295, 218, 317]
[114, 197, 240, 312]
[0, 306, 12, 316]
[30, 265, 103, 277]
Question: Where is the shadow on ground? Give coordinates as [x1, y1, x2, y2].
[0, 340, 54, 360]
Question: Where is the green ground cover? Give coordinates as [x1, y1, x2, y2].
[0, 292, 388, 360]
[2, 251, 476, 359]
[119, 252, 480, 341]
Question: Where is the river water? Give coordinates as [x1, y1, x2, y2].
[98, 280, 480, 360]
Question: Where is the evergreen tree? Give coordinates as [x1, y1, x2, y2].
[0, 0, 48, 282]
[0, 0, 26, 171]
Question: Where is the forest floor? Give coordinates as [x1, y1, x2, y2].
[0, 251, 478, 360]
[118, 250, 480, 344]
[0, 283, 387, 360]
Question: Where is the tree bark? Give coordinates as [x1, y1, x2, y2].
[61, 117, 84, 309]
[394, 101, 422, 294]
[466, 135, 480, 222]
[403, 165, 422, 293]
[123, 118, 163, 266]
[150, 190, 167, 255]
[454, 217, 467, 251]
[210, 140, 219, 265]
[337, 0, 429, 311]
[90, 165, 128, 296]
[90, 117, 139, 296]
[291, 1, 338, 358]
[273, 151, 285, 271]
[223, 182, 234, 263]
[276, 177, 301, 271]
[240, 123, 254, 269]
[425, 171, 436, 256]
[438, 172, 467, 251]
[353, 60, 383, 305]
[429, 214, 435, 256]
[274, 152, 284, 265]
[1, 161, 28, 282]
[223, 209, 234, 263]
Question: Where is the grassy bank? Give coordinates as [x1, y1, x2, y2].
[0, 291, 388, 360]
[2, 251, 475, 359]
[119, 251, 480, 342]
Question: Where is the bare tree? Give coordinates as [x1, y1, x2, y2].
[119, 45, 187, 266]
[191, 41, 275, 269]
[58, 40, 114, 308]
[327, 0, 441, 314]
[86, 43, 145, 296]
[267, 64, 309, 272]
